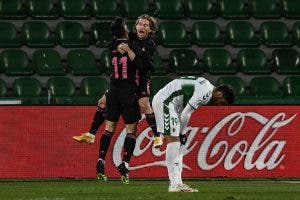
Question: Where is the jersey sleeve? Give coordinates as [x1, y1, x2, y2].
[188, 81, 213, 109]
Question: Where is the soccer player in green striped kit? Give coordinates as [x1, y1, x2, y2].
[152, 76, 234, 192]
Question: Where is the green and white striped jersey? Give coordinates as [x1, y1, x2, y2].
[156, 76, 214, 111]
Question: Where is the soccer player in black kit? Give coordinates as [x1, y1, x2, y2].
[95, 17, 142, 184]
[73, 15, 161, 146]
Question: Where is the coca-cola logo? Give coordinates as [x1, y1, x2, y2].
[112, 112, 297, 171]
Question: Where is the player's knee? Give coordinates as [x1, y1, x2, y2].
[97, 98, 106, 109]
[139, 100, 152, 114]
[105, 121, 117, 132]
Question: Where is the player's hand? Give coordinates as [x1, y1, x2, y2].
[117, 44, 125, 54]
[179, 134, 187, 145]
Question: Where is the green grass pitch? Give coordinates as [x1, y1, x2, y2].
[0, 179, 299, 200]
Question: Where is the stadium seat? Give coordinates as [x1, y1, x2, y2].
[123, 0, 150, 19]
[154, 0, 185, 19]
[91, 22, 113, 47]
[76, 77, 109, 104]
[292, 22, 300, 46]
[26, 0, 58, 19]
[185, 0, 216, 19]
[282, 0, 300, 19]
[0, 50, 33, 76]
[126, 21, 136, 32]
[237, 49, 270, 74]
[90, 0, 120, 19]
[272, 49, 300, 74]
[250, 77, 282, 97]
[58, 0, 91, 19]
[100, 49, 112, 74]
[169, 49, 201, 75]
[67, 50, 100, 75]
[0, 0, 26, 19]
[217, 0, 248, 19]
[13, 77, 41, 97]
[47, 77, 76, 104]
[56, 22, 89, 47]
[32, 49, 65, 76]
[21, 22, 54, 47]
[216, 76, 246, 96]
[202, 49, 237, 74]
[13, 77, 42, 104]
[249, 0, 281, 19]
[151, 51, 167, 75]
[0, 22, 20, 47]
[191, 21, 224, 47]
[150, 76, 173, 98]
[157, 22, 190, 47]
[260, 21, 293, 47]
[225, 21, 259, 47]
[0, 79, 7, 97]
[283, 76, 300, 96]
[80, 77, 108, 97]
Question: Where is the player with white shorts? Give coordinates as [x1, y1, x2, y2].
[152, 76, 235, 192]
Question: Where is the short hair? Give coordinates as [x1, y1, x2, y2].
[110, 17, 126, 38]
[216, 85, 235, 104]
[135, 14, 157, 34]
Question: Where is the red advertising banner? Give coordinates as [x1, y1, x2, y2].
[0, 106, 299, 178]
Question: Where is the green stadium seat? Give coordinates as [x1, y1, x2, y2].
[126, 21, 136, 32]
[47, 77, 76, 104]
[185, 0, 216, 19]
[157, 22, 190, 47]
[292, 22, 300, 46]
[91, 22, 113, 47]
[0, 22, 20, 47]
[90, 0, 120, 19]
[0, 0, 26, 19]
[76, 76, 109, 104]
[151, 51, 167, 75]
[237, 49, 270, 74]
[32, 49, 65, 76]
[225, 21, 259, 47]
[100, 49, 112, 74]
[26, 0, 58, 19]
[67, 50, 100, 75]
[21, 22, 54, 47]
[272, 49, 300, 74]
[191, 21, 224, 47]
[0, 79, 7, 97]
[249, 0, 281, 19]
[154, 0, 185, 19]
[217, 0, 248, 19]
[13, 77, 41, 97]
[250, 77, 282, 97]
[216, 76, 246, 96]
[58, 0, 91, 19]
[260, 21, 293, 47]
[80, 77, 108, 97]
[169, 49, 201, 75]
[202, 49, 237, 74]
[282, 0, 300, 19]
[13, 77, 42, 104]
[283, 76, 300, 96]
[56, 22, 89, 47]
[123, 0, 150, 19]
[0, 50, 33, 76]
[150, 76, 173, 98]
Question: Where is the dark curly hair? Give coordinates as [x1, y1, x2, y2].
[110, 17, 127, 38]
[216, 85, 235, 104]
